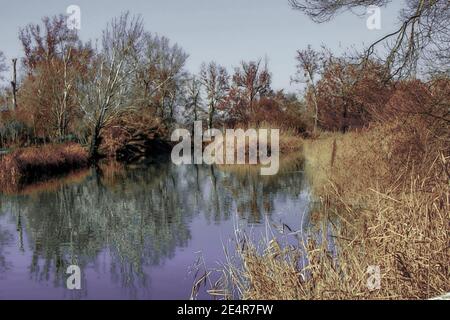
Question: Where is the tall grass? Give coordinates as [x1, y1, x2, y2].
[213, 119, 449, 300]
[0, 143, 89, 190]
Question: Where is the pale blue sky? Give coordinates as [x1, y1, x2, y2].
[0, 0, 401, 91]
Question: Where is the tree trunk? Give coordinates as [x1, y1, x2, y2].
[208, 101, 215, 129]
[89, 124, 102, 161]
[342, 101, 349, 133]
[313, 100, 318, 134]
[11, 59, 18, 111]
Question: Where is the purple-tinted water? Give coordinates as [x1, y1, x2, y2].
[0, 161, 311, 300]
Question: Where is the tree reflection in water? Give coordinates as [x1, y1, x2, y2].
[0, 156, 310, 299]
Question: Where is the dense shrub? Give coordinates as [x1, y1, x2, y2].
[100, 110, 169, 161]
[0, 111, 33, 147]
[0, 143, 89, 188]
[314, 60, 392, 132]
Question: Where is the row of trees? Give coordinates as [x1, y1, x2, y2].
[185, 59, 273, 129]
[13, 13, 191, 158]
[1, 1, 449, 159]
[0, 12, 307, 159]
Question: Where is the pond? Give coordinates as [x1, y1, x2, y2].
[0, 157, 314, 299]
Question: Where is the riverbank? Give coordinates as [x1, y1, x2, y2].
[0, 143, 89, 192]
[218, 119, 449, 300]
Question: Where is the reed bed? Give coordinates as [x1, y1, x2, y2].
[213, 119, 449, 300]
[1, 168, 91, 196]
[0, 143, 89, 190]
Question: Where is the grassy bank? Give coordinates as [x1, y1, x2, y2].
[216, 119, 449, 300]
[0, 143, 89, 191]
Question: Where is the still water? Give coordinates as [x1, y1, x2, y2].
[0, 159, 312, 299]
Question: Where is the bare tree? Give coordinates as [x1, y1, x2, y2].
[315, 56, 390, 132]
[0, 52, 16, 111]
[19, 15, 90, 138]
[183, 75, 205, 133]
[19, 15, 79, 74]
[134, 34, 188, 122]
[10, 58, 18, 111]
[232, 59, 271, 122]
[290, 0, 450, 77]
[0, 51, 9, 112]
[52, 45, 92, 138]
[0, 53, 17, 111]
[200, 62, 229, 128]
[290, 0, 389, 22]
[292, 46, 324, 133]
[78, 12, 145, 159]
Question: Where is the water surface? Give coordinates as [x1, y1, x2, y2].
[0, 159, 312, 299]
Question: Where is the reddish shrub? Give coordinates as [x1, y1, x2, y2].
[0, 143, 89, 188]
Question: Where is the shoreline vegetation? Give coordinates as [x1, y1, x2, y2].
[0, 127, 303, 193]
[0, 1, 449, 300]
[0, 143, 89, 192]
[213, 120, 449, 300]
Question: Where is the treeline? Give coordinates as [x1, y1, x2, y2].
[1, 13, 190, 159]
[0, 11, 449, 162]
[0, 13, 306, 161]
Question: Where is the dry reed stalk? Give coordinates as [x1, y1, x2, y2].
[211, 120, 449, 300]
[0, 143, 89, 191]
